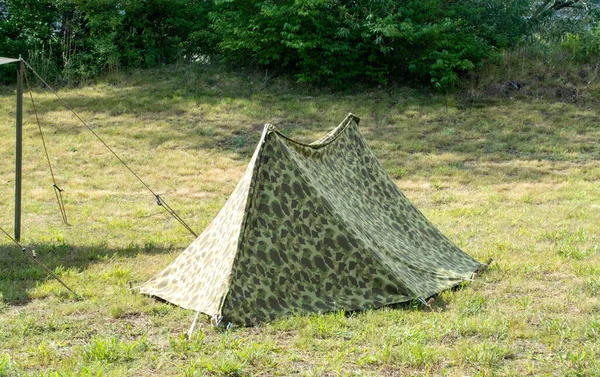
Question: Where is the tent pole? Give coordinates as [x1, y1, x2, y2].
[15, 59, 23, 242]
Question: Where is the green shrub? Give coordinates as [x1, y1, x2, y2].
[212, 0, 536, 88]
[562, 27, 600, 62]
[0, 0, 597, 87]
[0, 0, 217, 83]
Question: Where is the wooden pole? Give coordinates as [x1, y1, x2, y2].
[15, 59, 23, 242]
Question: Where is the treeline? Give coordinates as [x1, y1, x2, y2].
[1, 0, 599, 88]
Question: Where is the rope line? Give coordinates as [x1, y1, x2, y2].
[21, 59, 198, 238]
[23, 68, 69, 225]
[155, 195, 198, 237]
[0, 225, 77, 296]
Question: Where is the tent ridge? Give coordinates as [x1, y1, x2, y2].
[269, 113, 359, 150]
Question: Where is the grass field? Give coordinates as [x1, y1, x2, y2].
[0, 64, 599, 376]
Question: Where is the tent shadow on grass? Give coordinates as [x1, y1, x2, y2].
[0, 243, 173, 306]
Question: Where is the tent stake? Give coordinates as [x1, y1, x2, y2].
[187, 310, 201, 339]
[0, 225, 77, 296]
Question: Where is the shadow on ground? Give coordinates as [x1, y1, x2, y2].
[0, 243, 172, 305]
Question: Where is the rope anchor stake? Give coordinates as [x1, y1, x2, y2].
[1, 226, 77, 297]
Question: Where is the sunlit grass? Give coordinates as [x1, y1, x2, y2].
[0, 63, 599, 376]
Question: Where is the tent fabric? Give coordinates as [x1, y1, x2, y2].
[140, 114, 482, 325]
[0, 57, 19, 65]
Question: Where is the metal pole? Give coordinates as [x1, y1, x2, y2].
[15, 59, 23, 242]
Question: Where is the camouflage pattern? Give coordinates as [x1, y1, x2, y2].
[141, 114, 482, 325]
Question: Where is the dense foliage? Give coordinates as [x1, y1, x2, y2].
[0, 0, 215, 83]
[212, 0, 534, 88]
[0, 0, 598, 88]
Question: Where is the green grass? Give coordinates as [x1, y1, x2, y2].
[1, 63, 599, 376]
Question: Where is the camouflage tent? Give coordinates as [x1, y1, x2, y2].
[140, 114, 482, 325]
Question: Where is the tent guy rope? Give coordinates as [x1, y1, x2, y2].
[20, 59, 198, 238]
[23, 68, 69, 225]
[0, 225, 77, 297]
